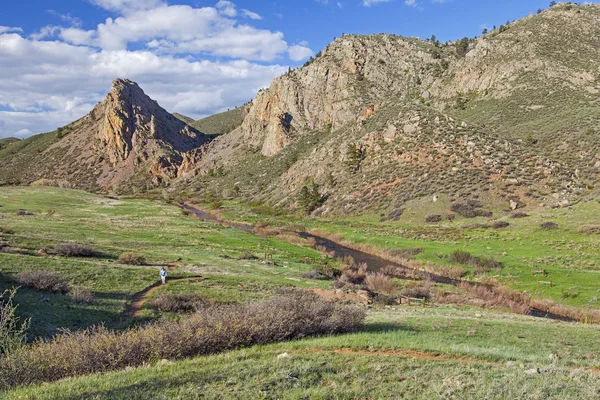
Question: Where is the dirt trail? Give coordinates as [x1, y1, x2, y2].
[180, 202, 575, 323]
[122, 276, 203, 320]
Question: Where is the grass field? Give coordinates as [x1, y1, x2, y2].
[0, 187, 328, 337]
[213, 197, 600, 309]
[2, 187, 600, 398]
[7, 307, 600, 399]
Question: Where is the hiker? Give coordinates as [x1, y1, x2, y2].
[160, 267, 167, 284]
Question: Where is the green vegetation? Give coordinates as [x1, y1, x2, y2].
[174, 107, 247, 135]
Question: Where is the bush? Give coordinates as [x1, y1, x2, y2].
[425, 214, 442, 223]
[492, 221, 510, 229]
[237, 251, 258, 260]
[118, 253, 146, 265]
[301, 271, 327, 280]
[0, 290, 365, 389]
[540, 222, 558, 229]
[387, 248, 423, 259]
[401, 281, 433, 300]
[449, 250, 472, 264]
[55, 243, 94, 258]
[67, 287, 94, 304]
[0, 227, 14, 235]
[579, 225, 600, 234]
[340, 264, 367, 285]
[365, 273, 397, 295]
[0, 289, 29, 356]
[510, 212, 529, 219]
[148, 293, 211, 313]
[15, 271, 69, 294]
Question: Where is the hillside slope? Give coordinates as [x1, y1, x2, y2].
[182, 3, 600, 216]
[0, 79, 209, 192]
[174, 107, 248, 136]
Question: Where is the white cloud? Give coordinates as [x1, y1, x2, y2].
[0, 31, 287, 138]
[216, 0, 237, 17]
[0, 26, 23, 34]
[241, 9, 262, 20]
[288, 44, 313, 61]
[56, 4, 292, 62]
[90, 0, 164, 13]
[362, 0, 390, 7]
[0, 1, 314, 139]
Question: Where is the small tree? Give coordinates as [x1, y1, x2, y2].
[482, 28, 488, 35]
[345, 143, 366, 173]
[298, 181, 323, 214]
[0, 289, 29, 355]
[456, 37, 470, 58]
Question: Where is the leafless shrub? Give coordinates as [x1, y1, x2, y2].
[401, 281, 433, 300]
[510, 212, 529, 219]
[0, 227, 14, 235]
[387, 248, 423, 259]
[425, 214, 442, 223]
[492, 221, 510, 229]
[237, 251, 258, 260]
[15, 271, 69, 294]
[540, 222, 558, 229]
[301, 271, 327, 280]
[67, 287, 94, 304]
[55, 243, 94, 258]
[0, 290, 365, 389]
[365, 273, 397, 295]
[148, 293, 211, 313]
[118, 253, 146, 266]
[579, 225, 600, 234]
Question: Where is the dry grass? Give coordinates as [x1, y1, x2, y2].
[0, 289, 365, 389]
[365, 273, 397, 295]
[118, 253, 146, 266]
[148, 293, 211, 313]
[67, 287, 94, 304]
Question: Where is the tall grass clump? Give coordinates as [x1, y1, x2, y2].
[0, 289, 365, 389]
[149, 293, 210, 313]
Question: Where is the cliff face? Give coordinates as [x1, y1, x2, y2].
[184, 3, 600, 215]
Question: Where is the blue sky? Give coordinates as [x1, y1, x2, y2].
[0, 0, 593, 138]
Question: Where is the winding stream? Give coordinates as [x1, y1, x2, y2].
[180, 202, 574, 323]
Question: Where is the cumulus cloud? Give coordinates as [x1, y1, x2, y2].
[0, 0, 311, 138]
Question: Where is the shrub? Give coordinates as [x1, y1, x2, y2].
[492, 221, 510, 229]
[540, 222, 558, 229]
[510, 212, 529, 219]
[340, 263, 367, 285]
[118, 253, 146, 265]
[365, 273, 397, 295]
[449, 250, 472, 264]
[579, 225, 600, 234]
[67, 287, 94, 304]
[237, 251, 258, 260]
[0, 290, 365, 389]
[425, 214, 442, 223]
[55, 243, 94, 258]
[0, 227, 14, 235]
[387, 248, 423, 259]
[0, 289, 30, 356]
[149, 293, 211, 313]
[301, 271, 327, 280]
[15, 271, 69, 294]
[401, 281, 433, 300]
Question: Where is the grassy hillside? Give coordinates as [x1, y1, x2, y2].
[174, 106, 246, 135]
[7, 307, 600, 399]
[0, 187, 327, 337]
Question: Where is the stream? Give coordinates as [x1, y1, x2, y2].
[180, 203, 575, 323]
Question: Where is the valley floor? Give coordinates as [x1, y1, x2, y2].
[1, 187, 599, 398]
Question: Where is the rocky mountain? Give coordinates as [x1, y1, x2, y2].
[0, 79, 209, 192]
[180, 3, 600, 217]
